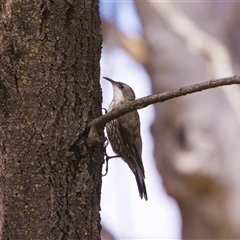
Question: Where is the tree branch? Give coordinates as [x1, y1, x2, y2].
[146, 2, 240, 125]
[88, 76, 240, 130]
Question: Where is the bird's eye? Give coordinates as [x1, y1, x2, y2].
[119, 84, 124, 89]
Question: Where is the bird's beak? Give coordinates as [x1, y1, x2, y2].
[103, 77, 115, 84]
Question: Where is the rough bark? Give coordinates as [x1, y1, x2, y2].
[0, 0, 103, 239]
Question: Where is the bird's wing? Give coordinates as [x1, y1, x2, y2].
[117, 111, 145, 177]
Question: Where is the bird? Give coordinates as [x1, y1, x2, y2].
[103, 77, 148, 200]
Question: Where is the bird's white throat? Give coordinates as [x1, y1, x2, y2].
[108, 85, 125, 111]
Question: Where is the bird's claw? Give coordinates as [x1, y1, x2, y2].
[102, 138, 119, 176]
[102, 108, 108, 114]
[102, 154, 120, 176]
[102, 158, 109, 176]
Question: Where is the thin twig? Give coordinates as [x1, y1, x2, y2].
[88, 76, 240, 130]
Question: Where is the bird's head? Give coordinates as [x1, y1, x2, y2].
[103, 77, 136, 102]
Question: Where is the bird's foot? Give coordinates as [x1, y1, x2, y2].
[102, 108, 108, 114]
[102, 138, 119, 176]
[102, 154, 119, 176]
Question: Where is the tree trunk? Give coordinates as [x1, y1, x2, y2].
[135, 1, 240, 239]
[0, 0, 103, 239]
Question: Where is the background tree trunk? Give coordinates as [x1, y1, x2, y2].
[101, 1, 240, 239]
[0, 0, 103, 239]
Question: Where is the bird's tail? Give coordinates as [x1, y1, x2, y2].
[134, 170, 148, 201]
